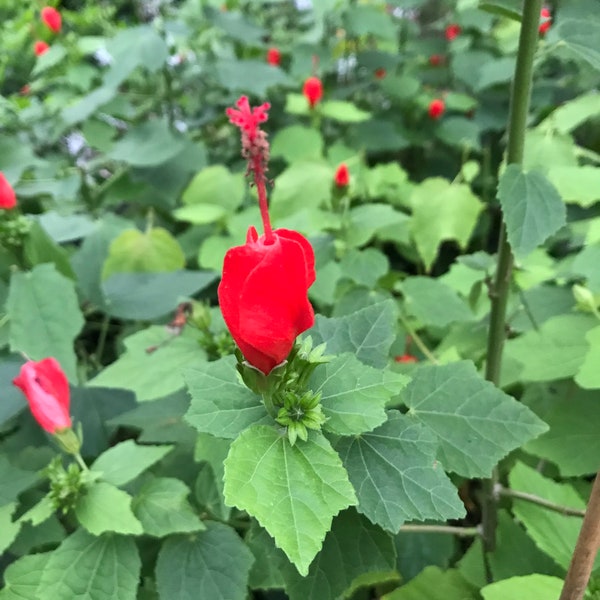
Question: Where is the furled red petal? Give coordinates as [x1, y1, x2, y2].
[0, 173, 16, 209]
[13, 358, 71, 433]
[275, 228, 316, 286]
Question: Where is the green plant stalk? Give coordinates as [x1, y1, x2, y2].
[481, 0, 543, 559]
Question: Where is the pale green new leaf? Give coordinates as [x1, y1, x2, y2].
[38, 529, 141, 600]
[223, 426, 357, 575]
[74, 482, 143, 536]
[132, 477, 205, 537]
[497, 165, 566, 258]
[336, 411, 465, 532]
[481, 574, 564, 600]
[91, 440, 173, 486]
[312, 354, 405, 436]
[184, 356, 270, 439]
[155, 522, 254, 600]
[402, 361, 548, 477]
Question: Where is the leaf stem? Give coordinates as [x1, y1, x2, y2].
[559, 471, 600, 600]
[481, 0, 543, 559]
[497, 485, 586, 518]
[398, 314, 439, 364]
[399, 524, 480, 537]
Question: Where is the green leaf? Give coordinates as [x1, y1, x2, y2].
[0, 553, 51, 600]
[410, 179, 483, 270]
[284, 509, 398, 600]
[524, 383, 600, 476]
[508, 462, 592, 570]
[74, 482, 143, 536]
[132, 477, 205, 537]
[505, 314, 595, 382]
[435, 118, 481, 151]
[347, 204, 409, 247]
[309, 300, 399, 368]
[108, 119, 186, 167]
[320, 100, 371, 123]
[38, 529, 141, 600]
[185, 356, 270, 439]
[311, 354, 405, 436]
[91, 440, 173, 486]
[23, 221, 76, 280]
[576, 325, 600, 389]
[542, 92, 600, 134]
[547, 166, 600, 207]
[382, 566, 477, 600]
[102, 227, 185, 278]
[478, 0, 522, 22]
[497, 165, 566, 258]
[481, 574, 565, 600]
[339, 248, 389, 288]
[89, 326, 205, 401]
[336, 411, 465, 532]
[0, 456, 39, 504]
[0, 504, 20, 555]
[271, 125, 324, 163]
[215, 58, 292, 95]
[344, 5, 397, 39]
[402, 361, 548, 477]
[246, 521, 289, 590]
[557, 18, 600, 71]
[174, 165, 245, 224]
[155, 522, 254, 600]
[223, 426, 357, 575]
[402, 277, 474, 327]
[7, 264, 84, 381]
[396, 529, 455, 583]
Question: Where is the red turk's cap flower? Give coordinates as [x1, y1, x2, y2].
[13, 358, 72, 433]
[41, 6, 62, 33]
[0, 173, 17, 209]
[266, 47, 281, 66]
[334, 163, 350, 187]
[395, 354, 418, 364]
[34, 41, 50, 56]
[429, 54, 445, 67]
[539, 7, 551, 35]
[303, 76, 323, 108]
[219, 226, 316, 374]
[445, 24, 461, 41]
[428, 98, 445, 120]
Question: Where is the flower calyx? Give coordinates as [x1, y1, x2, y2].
[275, 389, 326, 446]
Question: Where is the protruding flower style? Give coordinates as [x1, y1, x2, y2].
[34, 41, 50, 56]
[445, 24, 461, 41]
[334, 163, 350, 187]
[428, 98, 445, 120]
[13, 358, 72, 434]
[395, 354, 418, 364]
[266, 47, 281, 66]
[539, 7, 551, 35]
[303, 76, 323, 109]
[220, 97, 316, 374]
[429, 54, 445, 67]
[41, 6, 62, 33]
[0, 173, 16, 209]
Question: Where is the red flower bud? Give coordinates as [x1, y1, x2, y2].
[266, 47, 281, 66]
[41, 6, 62, 33]
[445, 24, 461, 41]
[334, 163, 350, 187]
[429, 54, 445, 67]
[303, 76, 323, 109]
[394, 354, 418, 364]
[219, 226, 316, 374]
[539, 7, 551, 35]
[428, 98, 445, 120]
[34, 41, 50, 56]
[0, 172, 17, 209]
[13, 358, 72, 433]
[374, 68, 386, 79]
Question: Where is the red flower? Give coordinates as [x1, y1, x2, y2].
[429, 54, 445, 67]
[445, 24, 461, 41]
[539, 7, 551, 35]
[303, 76, 323, 108]
[34, 41, 50, 56]
[428, 98, 445, 120]
[13, 358, 72, 433]
[395, 354, 418, 364]
[0, 173, 17, 209]
[219, 227, 315, 374]
[374, 68, 386, 79]
[334, 163, 350, 187]
[266, 47, 281, 66]
[41, 6, 62, 33]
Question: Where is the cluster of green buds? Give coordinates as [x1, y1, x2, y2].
[45, 456, 95, 514]
[0, 213, 31, 248]
[237, 336, 332, 445]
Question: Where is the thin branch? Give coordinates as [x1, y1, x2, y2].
[498, 485, 586, 518]
[399, 524, 480, 537]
